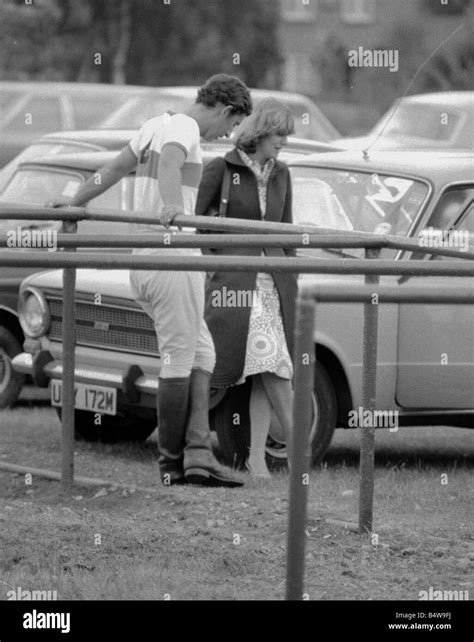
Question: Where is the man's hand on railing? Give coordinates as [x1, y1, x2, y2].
[45, 196, 75, 209]
[159, 205, 185, 228]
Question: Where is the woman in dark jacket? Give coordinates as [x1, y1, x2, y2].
[195, 99, 297, 477]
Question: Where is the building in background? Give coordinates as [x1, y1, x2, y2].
[278, 0, 474, 131]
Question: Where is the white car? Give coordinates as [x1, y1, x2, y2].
[335, 92, 474, 151]
[11, 150, 474, 466]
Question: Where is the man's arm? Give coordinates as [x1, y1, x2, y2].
[158, 144, 186, 226]
[49, 145, 137, 207]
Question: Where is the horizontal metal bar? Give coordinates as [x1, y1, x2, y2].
[1, 233, 472, 260]
[0, 203, 373, 237]
[2, 204, 472, 260]
[300, 283, 474, 303]
[0, 250, 473, 276]
[0, 233, 385, 250]
[385, 235, 474, 258]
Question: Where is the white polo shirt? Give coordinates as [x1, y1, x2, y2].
[128, 112, 203, 242]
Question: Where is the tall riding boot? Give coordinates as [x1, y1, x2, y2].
[184, 369, 244, 487]
[157, 376, 190, 485]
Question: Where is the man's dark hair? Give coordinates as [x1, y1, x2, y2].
[196, 74, 252, 116]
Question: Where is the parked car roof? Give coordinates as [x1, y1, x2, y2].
[293, 149, 474, 183]
[99, 85, 341, 141]
[14, 147, 307, 174]
[0, 80, 190, 96]
[35, 129, 136, 148]
[401, 91, 474, 107]
[335, 92, 474, 151]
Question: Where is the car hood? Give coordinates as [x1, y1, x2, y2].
[22, 269, 135, 300]
[334, 134, 460, 151]
[22, 265, 363, 301]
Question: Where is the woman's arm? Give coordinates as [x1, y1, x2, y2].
[195, 157, 226, 218]
[281, 169, 297, 257]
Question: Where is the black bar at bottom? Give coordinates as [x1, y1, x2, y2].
[0, 600, 471, 641]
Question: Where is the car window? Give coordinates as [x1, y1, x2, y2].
[457, 203, 474, 234]
[422, 188, 474, 260]
[0, 168, 82, 205]
[0, 168, 82, 234]
[290, 166, 428, 258]
[0, 143, 104, 194]
[0, 89, 21, 114]
[373, 104, 460, 142]
[427, 187, 474, 230]
[290, 167, 427, 233]
[69, 96, 127, 129]
[283, 101, 335, 141]
[0, 168, 134, 237]
[99, 95, 190, 129]
[5, 96, 63, 134]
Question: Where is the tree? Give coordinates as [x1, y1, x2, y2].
[0, 0, 61, 79]
[419, 39, 474, 91]
[125, 0, 281, 87]
[0, 0, 281, 88]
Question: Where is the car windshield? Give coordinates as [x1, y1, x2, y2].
[372, 104, 460, 142]
[99, 95, 190, 129]
[0, 89, 20, 114]
[0, 168, 134, 235]
[0, 142, 100, 193]
[289, 166, 429, 257]
[100, 93, 339, 141]
[282, 101, 338, 141]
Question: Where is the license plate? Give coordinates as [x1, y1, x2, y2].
[51, 380, 117, 416]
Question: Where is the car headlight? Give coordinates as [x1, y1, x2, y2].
[19, 287, 50, 338]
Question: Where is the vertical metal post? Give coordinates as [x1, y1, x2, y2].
[358, 248, 380, 533]
[61, 219, 77, 493]
[286, 295, 315, 600]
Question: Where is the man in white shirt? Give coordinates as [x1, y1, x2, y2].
[51, 75, 252, 487]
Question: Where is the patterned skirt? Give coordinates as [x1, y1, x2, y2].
[237, 272, 293, 383]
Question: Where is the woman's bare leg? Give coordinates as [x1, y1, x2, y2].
[247, 374, 272, 477]
[260, 372, 294, 465]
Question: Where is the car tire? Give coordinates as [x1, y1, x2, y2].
[211, 361, 338, 468]
[55, 407, 156, 443]
[309, 361, 337, 463]
[0, 326, 25, 408]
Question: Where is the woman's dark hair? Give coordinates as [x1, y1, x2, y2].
[196, 74, 252, 116]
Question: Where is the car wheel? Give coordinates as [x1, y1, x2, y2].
[309, 361, 337, 463]
[55, 407, 156, 443]
[0, 326, 25, 408]
[211, 361, 338, 468]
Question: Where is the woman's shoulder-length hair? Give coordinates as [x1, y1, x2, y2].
[233, 97, 295, 154]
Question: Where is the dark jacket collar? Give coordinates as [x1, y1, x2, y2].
[224, 148, 286, 173]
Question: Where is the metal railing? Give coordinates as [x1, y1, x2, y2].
[1, 203, 473, 601]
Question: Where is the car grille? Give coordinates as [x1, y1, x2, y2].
[47, 297, 158, 356]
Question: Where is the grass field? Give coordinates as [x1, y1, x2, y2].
[0, 404, 473, 601]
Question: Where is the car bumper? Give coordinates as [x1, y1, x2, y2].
[12, 351, 158, 397]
